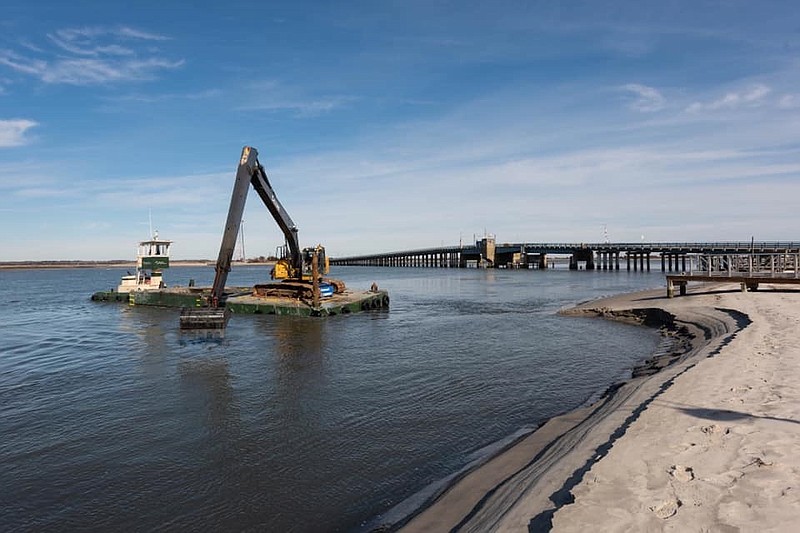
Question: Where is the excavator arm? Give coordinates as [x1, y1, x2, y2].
[209, 146, 301, 304]
[250, 160, 301, 273]
[180, 145, 340, 330]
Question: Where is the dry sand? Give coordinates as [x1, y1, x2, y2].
[394, 282, 800, 532]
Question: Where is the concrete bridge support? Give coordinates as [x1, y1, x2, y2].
[630, 252, 638, 271]
[662, 253, 689, 272]
[625, 252, 649, 271]
[570, 249, 595, 270]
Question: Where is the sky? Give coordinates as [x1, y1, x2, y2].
[1, 0, 798, 260]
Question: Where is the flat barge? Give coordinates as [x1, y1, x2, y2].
[92, 286, 390, 317]
[93, 146, 391, 324]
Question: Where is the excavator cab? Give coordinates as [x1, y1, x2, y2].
[271, 244, 293, 280]
[302, 246, 329, 278]
[271, 244, 329, 281]
[270, 245, 330, 281]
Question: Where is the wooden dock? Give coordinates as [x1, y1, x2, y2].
[666, 252, 800, 297]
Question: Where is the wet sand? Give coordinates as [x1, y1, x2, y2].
[391, 282, 800, 532]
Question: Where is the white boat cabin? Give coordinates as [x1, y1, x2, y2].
[118, 232, 172, 293]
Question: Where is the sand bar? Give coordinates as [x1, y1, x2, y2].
[392, 282, 800, 532]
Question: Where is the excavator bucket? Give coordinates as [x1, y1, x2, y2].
[179, 307, 231, 330]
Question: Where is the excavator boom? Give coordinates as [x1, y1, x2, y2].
[209, 146, 300, 304]
[181, 146, 303, 329]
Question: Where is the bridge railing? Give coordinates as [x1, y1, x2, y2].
[332, 241, 800, 263]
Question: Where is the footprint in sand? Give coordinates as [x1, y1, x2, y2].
[700, 424, 730, 435]
[649, 498, 682, 519]
[668, 465, 695, 482]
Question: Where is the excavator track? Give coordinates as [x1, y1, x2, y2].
[253, 279, 346, 300]
[253, 281, 315, 299]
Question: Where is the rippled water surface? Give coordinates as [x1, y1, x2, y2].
[1, 265, 665, 531]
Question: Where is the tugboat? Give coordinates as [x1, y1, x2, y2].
[91, 232, 172, 302]
[117, 231, 171, 292]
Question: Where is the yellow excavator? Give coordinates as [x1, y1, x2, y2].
[271, 243, 330, 281]
[179, 146, 344, 329]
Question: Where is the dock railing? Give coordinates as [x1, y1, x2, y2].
[688, 252, 800, 278]
[667, 252, 800, 297]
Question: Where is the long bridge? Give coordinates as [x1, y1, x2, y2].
[331, 238, 800, 272]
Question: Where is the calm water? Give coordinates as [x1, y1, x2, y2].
[1, 265, 664, 531]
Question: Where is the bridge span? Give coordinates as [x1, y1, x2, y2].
[331, 238, 800, 272]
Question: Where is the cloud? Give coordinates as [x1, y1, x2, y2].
[621, 83, 665, 112]
[45, 58, 183, 85]
[102, 88, 222, 104]
[13, 187, 72, 198]
[0, 119, 37, 147]
[0, 26, 181, 85]
[255, 95, 356, 117]
[116, 27, 171, 41]
[778, 94, 800, 109]
[686, 83, 771, 112]
[243, 80, 356, 117]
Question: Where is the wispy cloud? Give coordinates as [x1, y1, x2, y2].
[0, 119, 37, 147]
[686, 83, 771, 112]
[621, 83, 665, 112]
[116, 26, 170, 42]
[13, 187, 73, 198]
[251, 95, 356, 117]
[244, 80, 356, 117]
[778, 94, 800, 109]
[0, 26, 181, 85]
[102, 88, 222, 104]
[47, 26, 169, 55]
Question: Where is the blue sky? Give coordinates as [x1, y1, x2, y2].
[1, 1, 798, 260]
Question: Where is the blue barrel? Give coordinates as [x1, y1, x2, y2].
[319, 282, 334, 297]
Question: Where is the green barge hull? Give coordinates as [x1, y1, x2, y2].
[91, 286, 389, 317]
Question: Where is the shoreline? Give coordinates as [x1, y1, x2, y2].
[0, 260, 274, 270]
[379, 282, 774, 532]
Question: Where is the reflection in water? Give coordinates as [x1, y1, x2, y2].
[178, 329, 226, 345]
[262, 315, 328, 380]
[260, 316, 329, 446]
[1, 266, 669, 532]
[118, 306, 173, 377]
[272, 315, 326, 359]
[178, 356, 238, 436]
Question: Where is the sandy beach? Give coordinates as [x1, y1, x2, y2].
[393, 282, 800, 532]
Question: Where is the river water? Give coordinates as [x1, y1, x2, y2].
[1, 265, 664, 531]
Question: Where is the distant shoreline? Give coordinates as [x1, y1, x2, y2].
[0, 260, 274, 270]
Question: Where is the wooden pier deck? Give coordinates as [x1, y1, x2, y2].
[666, 273, 800, 297]
[666, 251, 800, 297]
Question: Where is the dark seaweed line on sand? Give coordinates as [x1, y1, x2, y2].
[446, 308, 695, 532]
[370, 307, 750, 532]
[524, 307, 751, 532]
[451, 307, 749, 533]
[371, 308, 689, 532]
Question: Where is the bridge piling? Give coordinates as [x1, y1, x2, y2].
[331, 242, 800, 274]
